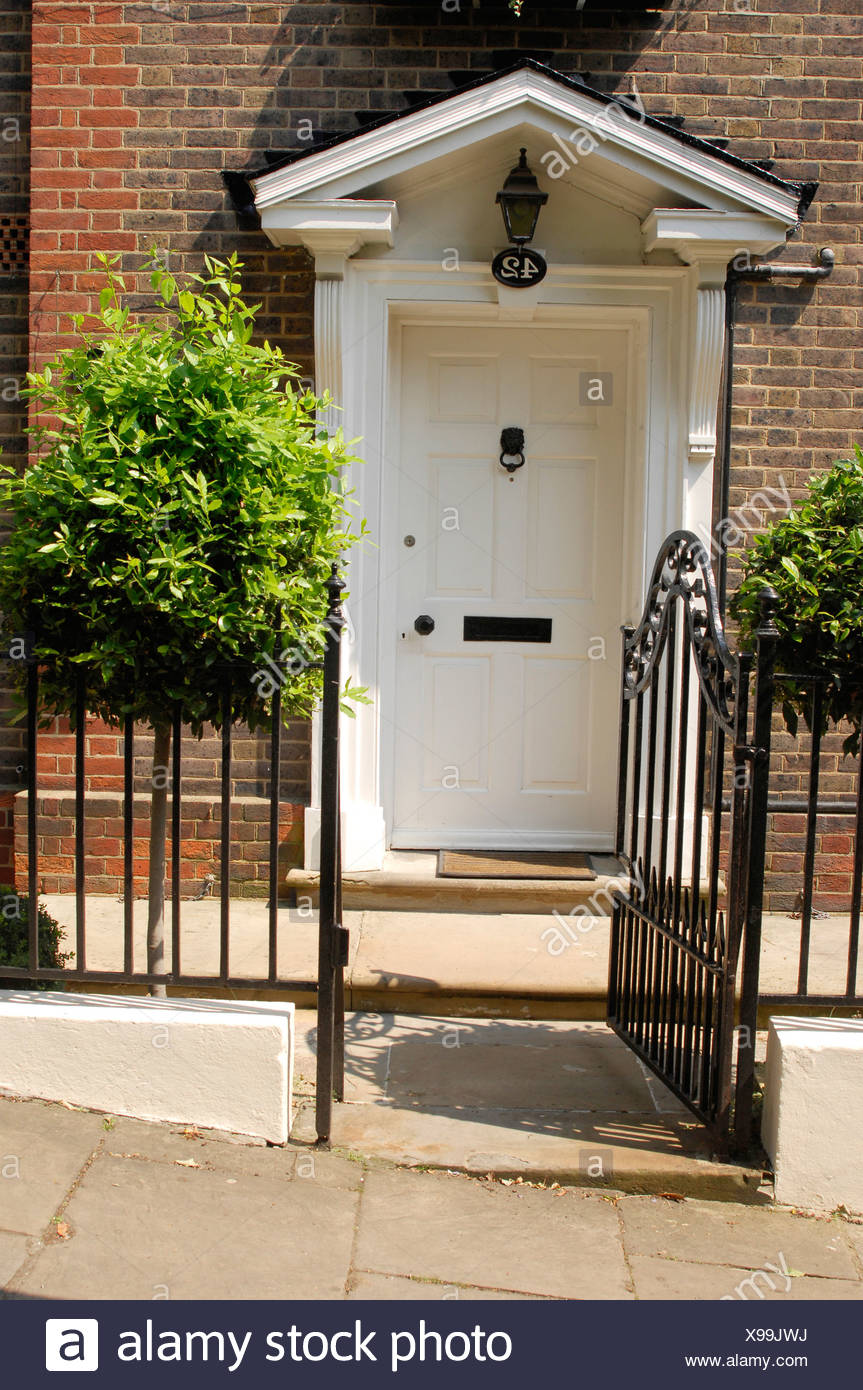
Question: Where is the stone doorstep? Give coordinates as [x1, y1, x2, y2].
[285, 867, 721, 915]
[286, 867, 629, 914]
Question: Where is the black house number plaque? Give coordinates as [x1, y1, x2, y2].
[491, 246, 548, 288]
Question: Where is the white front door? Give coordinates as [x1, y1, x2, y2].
[389, 320, 629, 851]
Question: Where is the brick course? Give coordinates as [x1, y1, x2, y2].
[13, 788, 304, 898]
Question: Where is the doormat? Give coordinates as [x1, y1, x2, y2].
[437, 850, 596, 880]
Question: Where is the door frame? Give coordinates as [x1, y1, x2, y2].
[307, 257, 697, 872]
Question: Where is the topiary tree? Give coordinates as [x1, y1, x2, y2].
[732, 450, 863, 755]
[0, 252, 364, 995]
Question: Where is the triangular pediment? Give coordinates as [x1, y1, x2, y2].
[250, 61, 808, 233]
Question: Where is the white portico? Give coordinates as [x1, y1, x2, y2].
[250, 62, 805, 873]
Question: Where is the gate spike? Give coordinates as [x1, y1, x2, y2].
[716, 909, 726, 956]
[649, 866, 659, 909]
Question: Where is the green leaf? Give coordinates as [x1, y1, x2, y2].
[779, 556, 801, 582]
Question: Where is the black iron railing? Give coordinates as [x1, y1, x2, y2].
[2, 567, 346, 1145]
[753, 673, 863, 1009]
[315, 566, 348, 1143]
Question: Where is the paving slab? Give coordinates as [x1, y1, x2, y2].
[0, 1097, 104, 1235]
[326, 1013, 687, 1111]
[838, 1221, 863, 1269]
[104, 1116, 297, 1180]
[42, 896, 362, 984]
[347, 1272, 551, 1300]
[0, 1232, 31, 1286]
[384, 1026, 678, 1114]
[354, 1167, 632, 1299]
[10, 1154, 359, 1301]
[620, 1196, 858, 1280]
[1, 1091, 862, 1303]
[292, 1012, 759, 1198]
[629, 1255, 863, 1301]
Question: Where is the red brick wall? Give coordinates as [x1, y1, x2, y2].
[761, 716, 861, 913]
[14, 787, 303, 897]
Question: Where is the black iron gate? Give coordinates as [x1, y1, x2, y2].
[608, 531, 775, 1145]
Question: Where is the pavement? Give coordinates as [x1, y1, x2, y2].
[5, 896, 859, 1300]
[42, 895, 857, 1019]
[2, 1092, 863, 1301]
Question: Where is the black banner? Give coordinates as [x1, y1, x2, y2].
[2, 1299, 855, 1386]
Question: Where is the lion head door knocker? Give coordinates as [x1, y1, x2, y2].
[499, 427, 525, 474]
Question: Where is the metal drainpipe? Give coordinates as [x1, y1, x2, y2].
[715, 246, 835, 616]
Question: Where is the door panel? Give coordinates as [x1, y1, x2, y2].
[391, 321, 628, 849]
[422, 658, 490, 792]
[527, 458, 596, 598]
[432, 458, 494, 596]
[522, 658, 590, 793]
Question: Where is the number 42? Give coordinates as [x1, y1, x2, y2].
[500, 253, 542, 280]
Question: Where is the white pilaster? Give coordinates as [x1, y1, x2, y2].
[314, 270, 344, 437]
[268, 209, 396, 873]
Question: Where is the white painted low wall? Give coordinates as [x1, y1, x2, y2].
[0, 991, 294, 1145]
[762, 1015, 863, 1213]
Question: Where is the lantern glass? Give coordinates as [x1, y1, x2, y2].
[502, 196, 540, 243]
[495, 148, 548, 246]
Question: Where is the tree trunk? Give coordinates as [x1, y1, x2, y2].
[147, 723, 171, 999]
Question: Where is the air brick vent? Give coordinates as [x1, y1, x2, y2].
[0, 215, 28, 277]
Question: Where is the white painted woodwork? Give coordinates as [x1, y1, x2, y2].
[252, 68, 801, 232]
[390, 323, 629, 849]
[314, 275, 343, 437]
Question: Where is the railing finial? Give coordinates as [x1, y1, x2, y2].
[756, 584, 780, 637]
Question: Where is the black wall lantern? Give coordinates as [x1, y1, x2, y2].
[495, 148, 548, 246]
